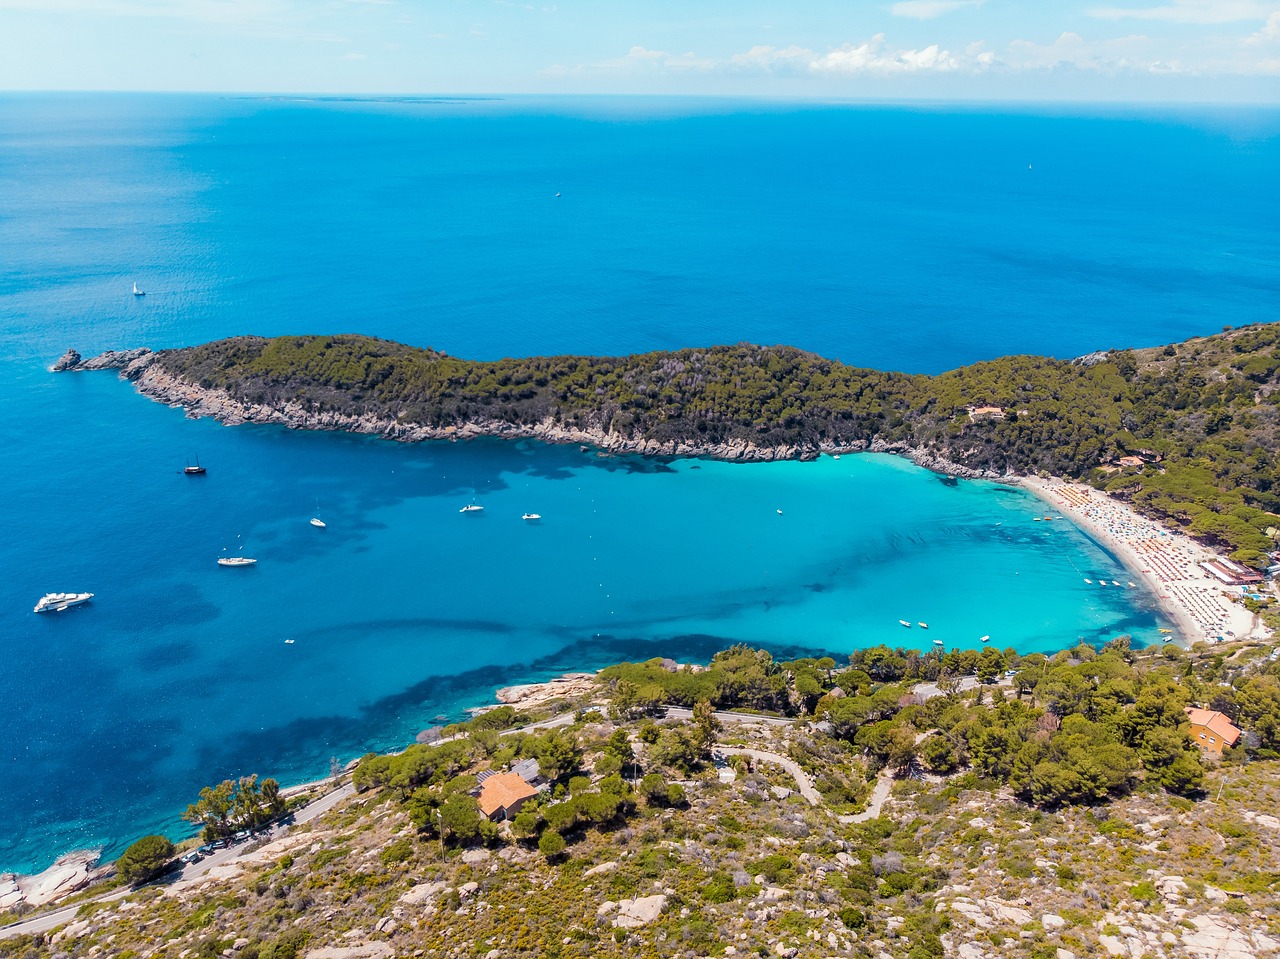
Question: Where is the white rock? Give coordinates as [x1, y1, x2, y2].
[1098, 935, 1126, 957]
[398, 880, 445, 906]
[1041, 914, 1065, 931]
[458, 881, 480, 898]
[583, 861, 618, 877]
[612, 894, 667, 928]
[1055, 950, 1074, 959]
[597, 901, 618, 916]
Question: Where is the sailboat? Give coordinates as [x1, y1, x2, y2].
[184, 455, 206, 476]
[132, 282, 146, 296]
[217, 536, 257, 567]
[310, 503, 326, 528]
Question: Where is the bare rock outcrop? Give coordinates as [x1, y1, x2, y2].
[52, 347, 154, 372]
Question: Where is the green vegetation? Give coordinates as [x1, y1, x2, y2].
[183, 775, 285, 841]
[114, 835, 175, 885]
[12, 639, 1280, 959]
[153, 322, 1280, 566]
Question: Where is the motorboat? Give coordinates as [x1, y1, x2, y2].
[932, 639, 945, 647]
[34, 592, 93, 613]
[521, 513, 541, 521]
[898, 619, 911, 628]
[918, 622, 929, 629]
[980, 635, 990, 643]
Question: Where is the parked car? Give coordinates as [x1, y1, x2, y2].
[181, 851, 202, 865]
[233, 830, 251, 842]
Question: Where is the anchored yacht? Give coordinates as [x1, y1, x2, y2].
[34, 592, 93, 614]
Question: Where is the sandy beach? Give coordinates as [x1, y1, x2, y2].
[1019, 476, 1270, 646]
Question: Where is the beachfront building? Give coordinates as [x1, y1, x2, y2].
[477, 772, 538, 822]
[1185, 707, 1242, 756]
[1199, 558, 1265, 587]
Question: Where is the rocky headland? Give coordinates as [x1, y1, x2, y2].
[53, 346, 999, 476]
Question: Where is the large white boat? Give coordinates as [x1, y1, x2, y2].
[217, 537, 256, 567]
[310, 517, 326, 528]
[132, 282, 145, 296]
[34, 592, 93, 613]
[898, 619, 912, 628]
[460, 503, 484, 514]
[932, 639, 945, 647]
[521, 513, 541, 521]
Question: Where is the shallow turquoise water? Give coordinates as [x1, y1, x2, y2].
[1, 94, 1276, 872]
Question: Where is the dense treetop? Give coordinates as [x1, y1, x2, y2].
[154, 323, 1280, 565]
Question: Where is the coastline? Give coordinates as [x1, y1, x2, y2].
[57, 348, 1003, 474]
[20, 348, 1270, 896]
[1016, 476, 1268, 647]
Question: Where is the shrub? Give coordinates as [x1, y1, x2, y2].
[116, 835, 175, 884]
[379, 839, 414, 865]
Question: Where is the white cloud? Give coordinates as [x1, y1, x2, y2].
[891, 0, 984, 20]
[562, 35, 986, 79]
[1247, 11, 1280, 41]
[1007, 30, 1186, 73]
[1088, 0, 1275, 23]
[811, 35, 962, 73]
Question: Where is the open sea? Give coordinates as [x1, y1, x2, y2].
[1, 95, 1278, 874]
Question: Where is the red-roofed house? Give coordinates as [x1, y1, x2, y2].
[1185, 707, 1241, 756]
[477, 772, 538, 822]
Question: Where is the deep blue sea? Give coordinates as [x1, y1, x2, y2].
[1, 95, 1278, 874]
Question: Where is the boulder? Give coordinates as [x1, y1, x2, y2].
[583, 861, 619, 878]
[612, 894, 667, 928]
[50, 349, 81, 372]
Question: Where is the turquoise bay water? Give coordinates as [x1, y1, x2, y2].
[1, 95, 1278, 872]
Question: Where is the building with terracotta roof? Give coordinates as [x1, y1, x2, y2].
[476, 772, 538, 821]
[1185, 707, 1241, 756]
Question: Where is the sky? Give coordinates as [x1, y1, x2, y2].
[0, 0, 1278, 100]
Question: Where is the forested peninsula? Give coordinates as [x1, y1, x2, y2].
[64, 322, 1280, 567]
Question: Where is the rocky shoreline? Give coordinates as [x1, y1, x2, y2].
[0, 850, 106, 913]
[52, 347, 1001, 478]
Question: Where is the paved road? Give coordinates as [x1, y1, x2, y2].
[713, 746, 821, 806]
[665, 706, 796, 727]
[0, 783, 357, 941]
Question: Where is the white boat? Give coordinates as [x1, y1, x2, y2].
[980, 635, 990, 643]
[460, 503, 484, 514]
[918, 622, 929, 629]
[310, 517, 326, 528]
[898, 619, 912, 628]
[132, 282, 145, 296]
[1084, 578, 1093, 584]
[521, 513, 541, 521]
[1111, 580, 1121, 587]
[776, 509, 783, 515]
[1128, 582, 1137, 588]
[284, 639, 295, 645]
[217, 537, 256, 567]
[932, 639, 944, 647]
[34, 592, 93, 613]
[1099, 581, 1107, 587]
